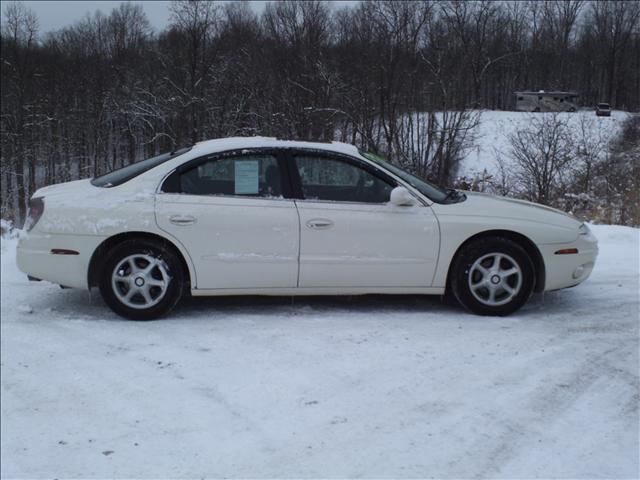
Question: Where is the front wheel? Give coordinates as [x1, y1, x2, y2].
[450, 237, 535, 316]
[99, 239, 185, 320]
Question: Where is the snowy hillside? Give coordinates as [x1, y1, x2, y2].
[1, 224, 638, 478]
[461, 109, 630, 176]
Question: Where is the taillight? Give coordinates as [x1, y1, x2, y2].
[25, 197, 44, 231]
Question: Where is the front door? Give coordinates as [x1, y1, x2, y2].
[155, 150, 299, 290]
[291, 152, 440, 288]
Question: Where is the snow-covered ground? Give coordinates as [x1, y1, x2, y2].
[1, 224, 638, 478]
[461, 109, 630, 177]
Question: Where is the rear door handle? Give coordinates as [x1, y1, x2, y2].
[169, 215, 196, 226]
[306, 218, 334, 230]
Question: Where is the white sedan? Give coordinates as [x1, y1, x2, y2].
[17, 137, 598, 320]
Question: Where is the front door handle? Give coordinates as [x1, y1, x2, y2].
[306, 218, 334, 230]
[169, 215, 196, 226]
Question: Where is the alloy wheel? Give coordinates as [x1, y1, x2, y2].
[111, 254, 171, 309]
[467, 252, 523, 307]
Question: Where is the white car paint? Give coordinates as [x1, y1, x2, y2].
[294, 200, 439, 288]
[16, 137, 597, 302]
[156, 194, 299, 289]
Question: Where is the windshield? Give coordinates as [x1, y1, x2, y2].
[361, 151, 453, 203]
[597, 103, 610, 108]
[91, 146, 193, 187]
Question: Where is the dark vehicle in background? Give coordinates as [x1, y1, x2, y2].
[596, 103, 611, 117]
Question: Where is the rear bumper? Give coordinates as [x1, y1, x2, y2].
[539, 232, 598, 291]
[16, 231, 105, 289]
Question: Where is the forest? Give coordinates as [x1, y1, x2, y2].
[1, 0, 639, 224]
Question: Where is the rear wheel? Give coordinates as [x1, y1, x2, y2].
[99, 239, 185, 320]
[451, 237, 534, 316]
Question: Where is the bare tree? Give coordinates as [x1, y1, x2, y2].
[508, 113, 575, 204]
[587, 0, 640, 106]
[440, 0, 517, 108]
[168, 0, 221, 143]
[594, 114, 640, 225]
[531, 1, 583, 88]
[1, 1, 39, 223]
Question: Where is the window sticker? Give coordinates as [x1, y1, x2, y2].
[234, 160, 259, 194]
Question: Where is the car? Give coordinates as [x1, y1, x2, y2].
[17, 137, 598, 320]
[596, 103, 611, 116]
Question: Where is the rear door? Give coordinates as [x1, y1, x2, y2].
[290, 150, 440, 288]
[155, 149, 299, 290]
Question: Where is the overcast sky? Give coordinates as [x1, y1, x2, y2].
[21, 1, 171, 33]
[17, 1, 356, 34]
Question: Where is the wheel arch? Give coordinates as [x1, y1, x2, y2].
[88, 231, 194, 289]
[446, 229, 546, 293]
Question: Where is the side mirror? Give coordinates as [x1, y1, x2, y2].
[389, 186, 417, 206]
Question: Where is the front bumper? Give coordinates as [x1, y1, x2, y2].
[539, 230, 598, 291]
[16, 230, 105, 289]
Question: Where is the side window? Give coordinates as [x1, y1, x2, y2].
[294, 155, 394, 203]
[173, 154, 282, 198]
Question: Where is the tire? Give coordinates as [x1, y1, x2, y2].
[99, 239, 185, 320]
[450, 237, 535, 316]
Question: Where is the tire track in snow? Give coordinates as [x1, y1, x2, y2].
[472, 343, 638, 478]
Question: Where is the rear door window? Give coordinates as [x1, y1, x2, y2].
[164, 154, 283, 198]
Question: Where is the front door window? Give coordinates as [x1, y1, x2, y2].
[294, 155, 393, 203]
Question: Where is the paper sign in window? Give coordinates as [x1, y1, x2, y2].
[234, 160, 259, 194]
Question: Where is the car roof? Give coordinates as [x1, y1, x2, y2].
[189, 136, 361, 158]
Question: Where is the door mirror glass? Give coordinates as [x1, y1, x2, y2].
[389, 186, 417, 206]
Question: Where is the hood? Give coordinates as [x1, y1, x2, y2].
[466, 191, 574, 217]
[449, 191, 581, 228]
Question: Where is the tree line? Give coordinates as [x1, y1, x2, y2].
[1, 0, 639, 224]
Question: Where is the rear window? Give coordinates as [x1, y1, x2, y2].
[598, 103, 610, 109]
[91, 147, 192, 187]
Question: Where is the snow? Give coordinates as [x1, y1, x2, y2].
[191, 136, 361, 159]
[460, 109, 630, 176]
[2, 225, 638, 477]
